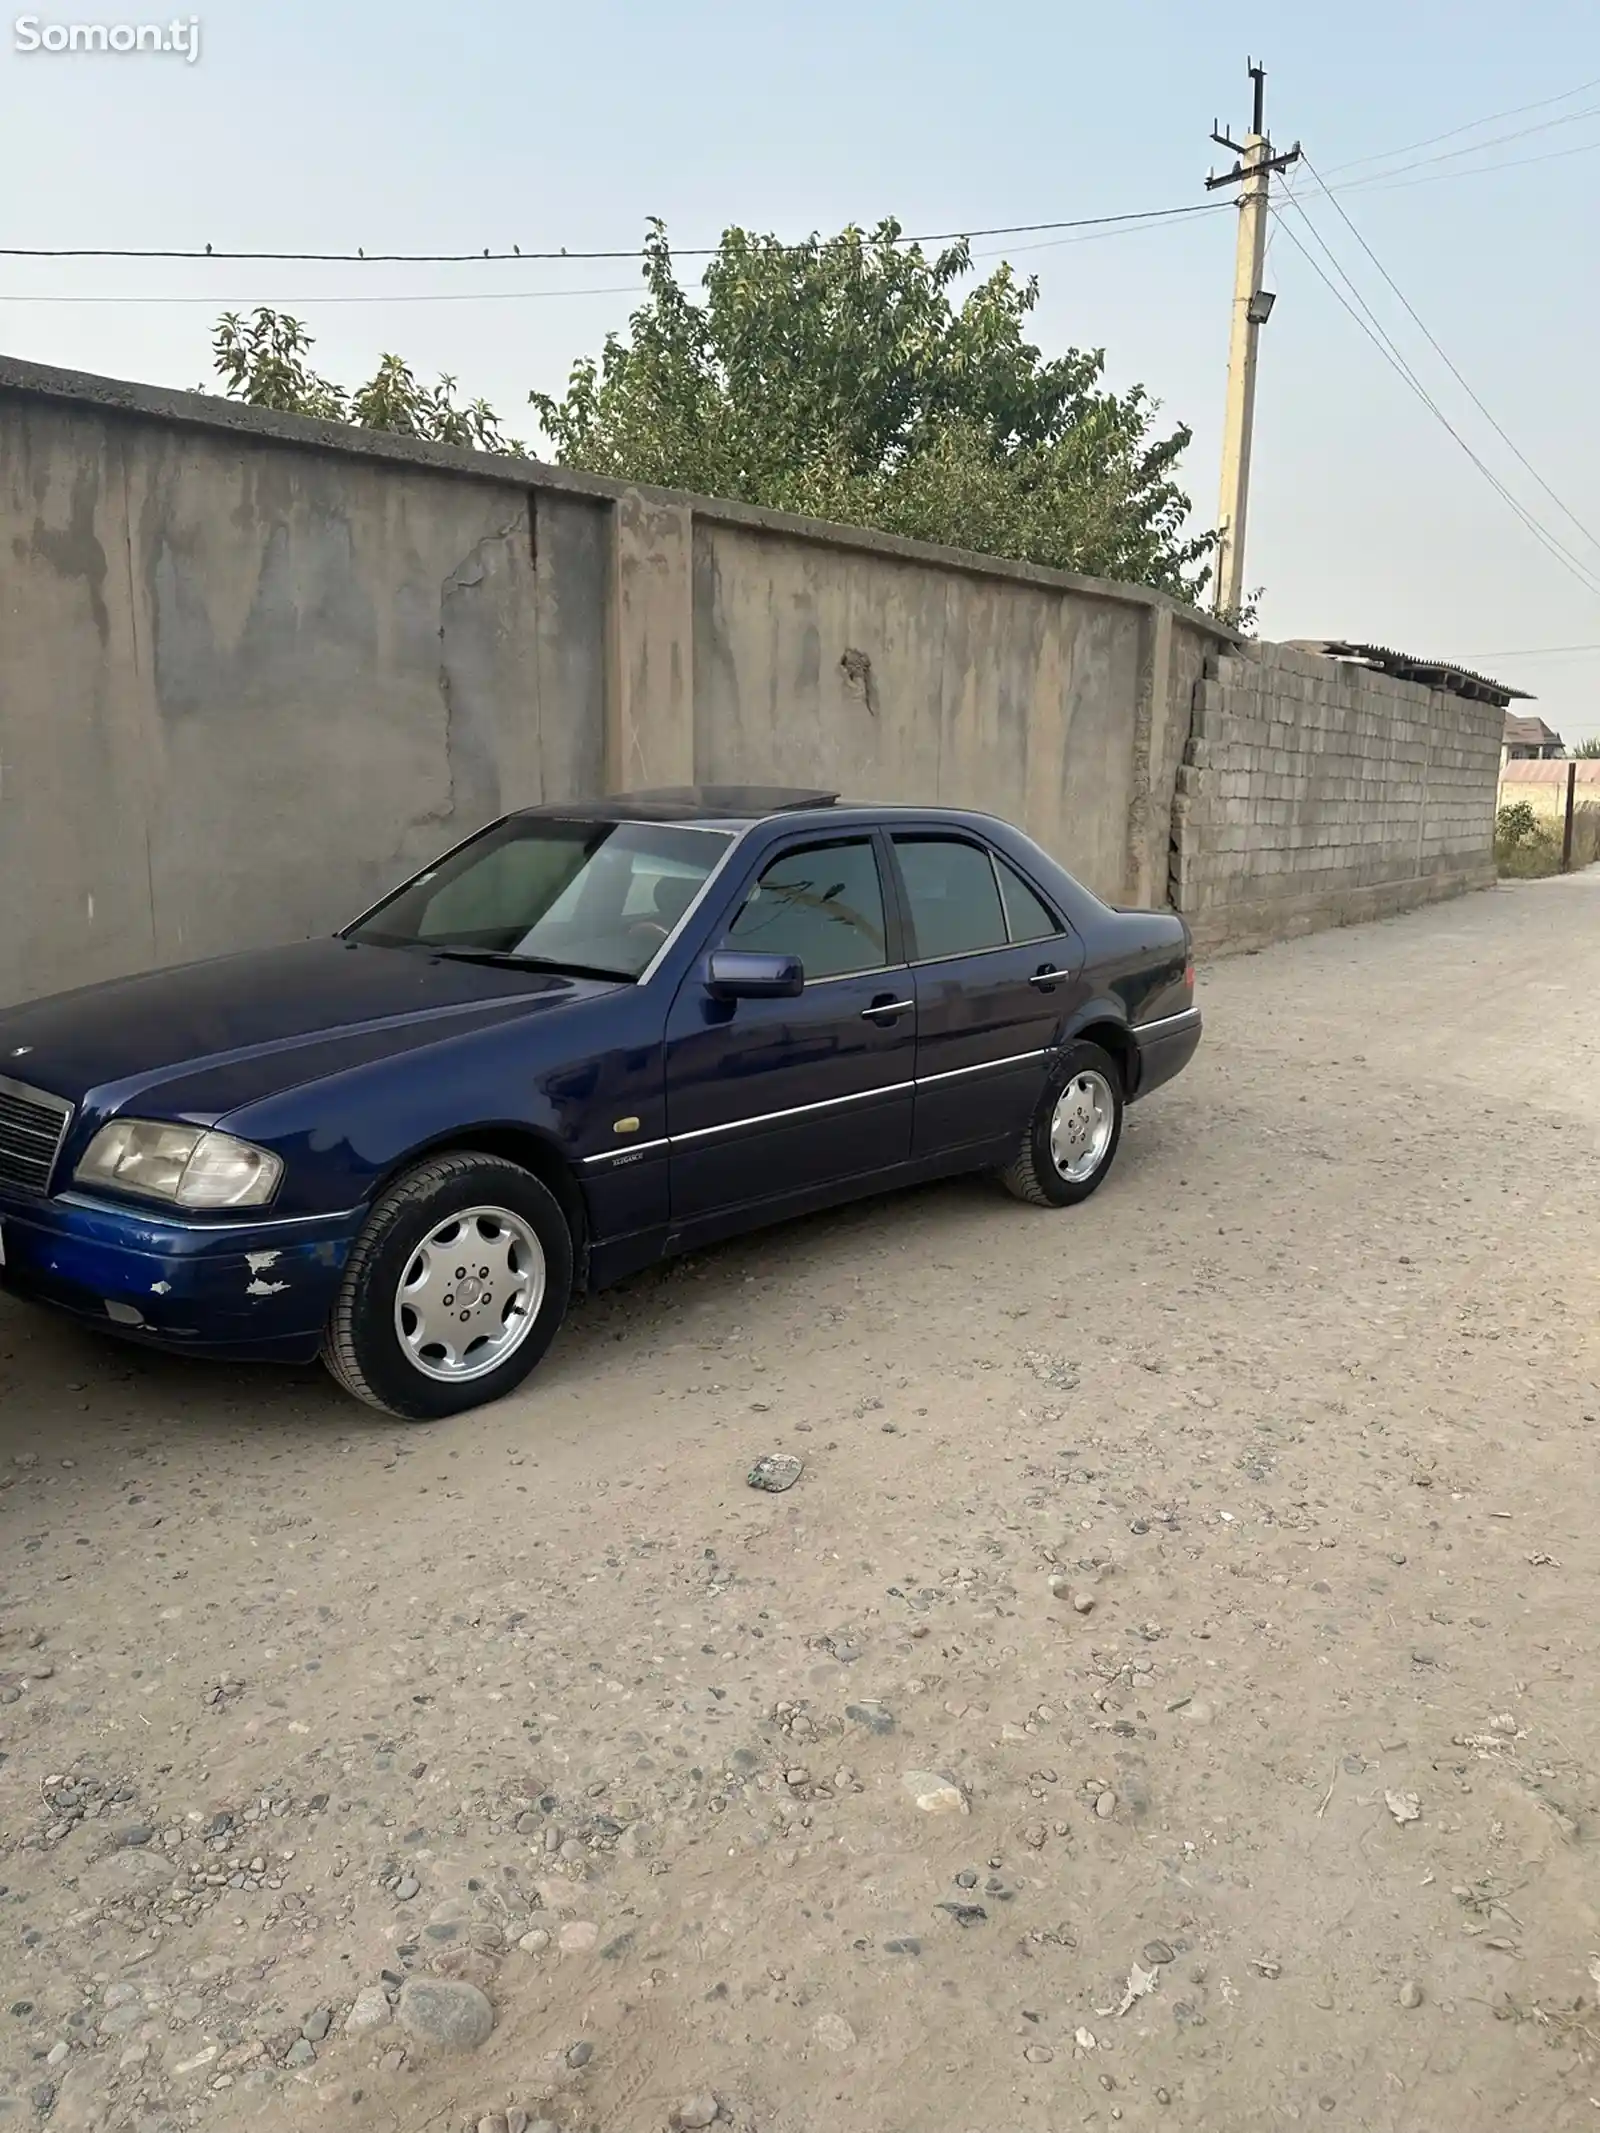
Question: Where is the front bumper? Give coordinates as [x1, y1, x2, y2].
[0, 1186, 358, 1363]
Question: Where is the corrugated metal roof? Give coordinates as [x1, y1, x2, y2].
[1285, 639, 1533, 708]
[1500, 758, 1600, 784]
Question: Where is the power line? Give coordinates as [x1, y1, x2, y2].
[0, 201, 1228, 306]
[1337, 130, 1600, 197]
[1321, 91, 1600, 186]
[1298, 152, 1600, 564]
[974, 209, 1234, 259]
[0, 282, 646, 306]
[1276, 199, 1600, 597]
[1271, 205, 1600, 600]
[1317, 73, 1600, 177]
[1461, 642, 1600, 658]
[0, 201, 1229, 265]
[0, 201, 1237, 307]
[0, 125, 1591, 284]
[1, 78, 1595, 279]
[1379, 99, 1600, 173]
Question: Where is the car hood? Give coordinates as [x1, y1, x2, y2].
[0, 938, 623, 1121]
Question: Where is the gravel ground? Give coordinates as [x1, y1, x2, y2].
[3, 871, 1599, 2133]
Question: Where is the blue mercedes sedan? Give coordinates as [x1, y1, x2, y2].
[0, 789, 1200, 1419]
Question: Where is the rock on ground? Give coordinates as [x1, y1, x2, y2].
[344, 1987, 392, 2037]
[395, 1979, 495, 2052]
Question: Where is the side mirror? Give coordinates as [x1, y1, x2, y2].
[705, 950, 804, 1000]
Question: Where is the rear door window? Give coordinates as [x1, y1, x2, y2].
[893, 837, 1009, 960]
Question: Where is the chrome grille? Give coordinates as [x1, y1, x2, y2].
[0, 1074, 73, 1195]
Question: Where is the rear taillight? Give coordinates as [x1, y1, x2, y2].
[1183, 960, 1195, 993]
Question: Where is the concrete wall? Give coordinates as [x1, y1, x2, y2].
[0, 389, 610, 1000]
[0, 354, 1228, 1004]
[689, 518, 1178, 906]
[1, 356, 1509, 1002]
[1170, 642, 1504, 952]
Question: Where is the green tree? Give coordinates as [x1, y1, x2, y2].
[210, 309, 521, 454]
[1571, 736, 1600, 759]
[529, 218, 1214, 601]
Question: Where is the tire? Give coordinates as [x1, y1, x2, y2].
[322, 1152, 573, 1420]
[998, 1041, 1125, 1208]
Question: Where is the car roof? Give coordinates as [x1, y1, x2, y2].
[514, 788, 1002, 833]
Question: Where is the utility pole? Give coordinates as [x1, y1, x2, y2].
[1207, 61, 1300, 619]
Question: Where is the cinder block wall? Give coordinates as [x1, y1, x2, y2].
[1171, 643, 1503, 952]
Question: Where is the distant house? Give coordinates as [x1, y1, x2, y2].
[1503, 713, 1566, 760]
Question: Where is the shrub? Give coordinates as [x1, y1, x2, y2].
[1495, 799, 1539, 847]
[1495, 798, 1561, 878]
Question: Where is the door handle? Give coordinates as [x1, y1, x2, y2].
[862, 995, 914, 1021]
[1029, 966, 1061, 990]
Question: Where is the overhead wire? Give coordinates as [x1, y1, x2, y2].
[1270, 205, 1600, 601]
[1317, 73, 1600, 176]
[0, 200, 1229, 265]
[1296, 151, 1600, 564]
[1275, 200, 1600, 596]
[0, 198, 1229, 306]
[1334, 130, 1600, 197]
[1, 68, 1598, 297]
[0, 282, 647, 306]
[1459, 643, 1600, 659]
[1317, 97, 1600, 187]
[1, 108, 1595, 296]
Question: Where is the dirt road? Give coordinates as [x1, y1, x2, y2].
[4, 873, 1600, 2133]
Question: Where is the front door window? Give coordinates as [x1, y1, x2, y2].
[723, 839, 889, 978]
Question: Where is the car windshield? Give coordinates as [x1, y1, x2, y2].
[347, 817, 732, 981]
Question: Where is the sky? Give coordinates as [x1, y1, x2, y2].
[3, 0, 1598, 740]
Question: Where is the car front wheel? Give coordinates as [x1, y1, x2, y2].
[998, 1041, 1124, 1208]
[323, 1152, 573, 1419]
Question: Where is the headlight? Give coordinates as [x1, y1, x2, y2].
[75, 1120, 283, 1209]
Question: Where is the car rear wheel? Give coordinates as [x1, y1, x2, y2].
[997, 1041, 1124, 1208]
[323, 1152, 573, 1419]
